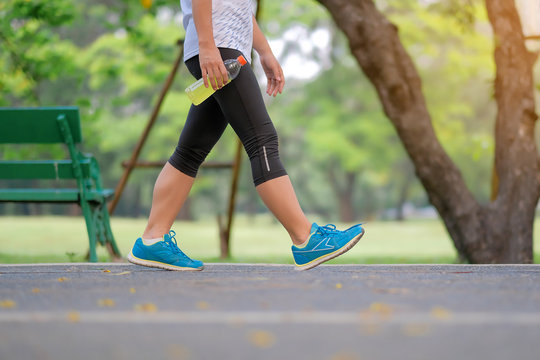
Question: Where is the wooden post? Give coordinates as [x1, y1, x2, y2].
[219, 140, 243, 258]
[108, 40, 185, 215]
[217, 0, 264, 258]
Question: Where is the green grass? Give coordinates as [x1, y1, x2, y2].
[1, 215, 539, 264]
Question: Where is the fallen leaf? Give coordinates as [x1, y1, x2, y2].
[369, 302, 393, 315]
[247, 330, 276, 348]
[129, 287, 136, 294]
[31, 288, 41, 293]
[67, 311, 80, 323]
[134, 303, 158, 312]
[57, 277, 68, 282]
[103, 270, 111, 273]
[97, 298, 116, 307]
[402, 323, 431, 337]
[335, 283, 343, 289]
[111, 271, 131, 276]
[431, 306, 452, 320]
[330, 352, 361, 360]
[0, 300, 16, 308]
[166, 344, 191, 359]
[196, 301, 210, 310]
[372, 288, 409, 295]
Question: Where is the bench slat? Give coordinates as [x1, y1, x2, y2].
[0, 107, 82, 144]
[0, 189, 114, 202]
[0, 160, 93, 180]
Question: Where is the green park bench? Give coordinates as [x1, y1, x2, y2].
[0, 107, 120, 262]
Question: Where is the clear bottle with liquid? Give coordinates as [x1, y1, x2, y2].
[185, 55, 248, 105]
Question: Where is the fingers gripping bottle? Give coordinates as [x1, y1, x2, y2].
[185, 55, 248, 105]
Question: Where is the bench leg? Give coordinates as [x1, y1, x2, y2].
[81, 200, 99, 262]
[92, 201, 121, 258]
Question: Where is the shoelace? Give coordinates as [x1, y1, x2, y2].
[163, 230, 183, 254]
[317, 224, 340, 235]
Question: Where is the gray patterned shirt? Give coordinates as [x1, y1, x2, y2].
[181, 0, 254, 62]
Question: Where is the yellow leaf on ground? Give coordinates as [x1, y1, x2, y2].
[130, 287, 136, 294]
[57, 277, 68, 282]
[134, 303, 158, 312]
[67, 311, 80, 323]
[335, 283, 343, 289]
[196, 301, 210, 310]
[402, 323, 431, 337]
[372, 288, 410, 295]
[330, 352, 361, 360]
[111, 271, 131, 276]
[166, 344, 191, 359]
[431, 306, 452, 320]
[369, 302, 393, 315]
[31, 288, 40, 293]
[103, 270, 111, 273]
[0, 299, 16, 308]
[97, 298, 116, 307]
[247, 330, 276, 348]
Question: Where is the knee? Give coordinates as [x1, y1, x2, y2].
[249, 132, 288, 186]
[168, 145, 208, 177]
[244, 122, 280, 160]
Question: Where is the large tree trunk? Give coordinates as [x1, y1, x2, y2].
[315, 0, 540, 263]
[485, 0, 540, 262]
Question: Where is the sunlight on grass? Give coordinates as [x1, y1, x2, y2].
[0, 215, 539, 264]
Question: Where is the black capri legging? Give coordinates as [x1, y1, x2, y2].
[168, 48, 287, 186]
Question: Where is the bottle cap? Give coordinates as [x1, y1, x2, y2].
[237, 55, 247, 66]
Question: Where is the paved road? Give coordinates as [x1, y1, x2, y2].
[1, 263, 540, 360]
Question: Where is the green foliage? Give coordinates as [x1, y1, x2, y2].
[381, 0, 496, 203]
[0, 0, 78, 104]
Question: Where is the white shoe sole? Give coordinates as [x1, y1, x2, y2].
[294, 228, 365, 271]
[127, 251, 204, 271]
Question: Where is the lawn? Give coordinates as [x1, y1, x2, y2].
[1, 215, 539, 264]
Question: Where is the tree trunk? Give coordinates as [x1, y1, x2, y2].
[484, 0, 540, 262]
[315, 0, 540, 263]
[395, 161, 414, 222]
[328, 167, 357, 222]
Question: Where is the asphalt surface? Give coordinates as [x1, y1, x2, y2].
[1, 263, 540, 360]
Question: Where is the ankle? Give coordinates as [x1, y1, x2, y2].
[291, 226, 311, 246]
[142, 236, 162, 246]
[143, 227, 169, 240]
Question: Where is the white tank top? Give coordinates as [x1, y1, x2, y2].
[180, 0, 254, 63]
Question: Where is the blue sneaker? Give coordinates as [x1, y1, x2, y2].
[292, 223, 364, 270]
[127, 230, 204, 271]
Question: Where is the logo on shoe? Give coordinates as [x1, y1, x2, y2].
[295, 237, 335, 253]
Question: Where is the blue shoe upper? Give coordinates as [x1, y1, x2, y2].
[131, 230, 203, 269]
[291, 223, 363, 266]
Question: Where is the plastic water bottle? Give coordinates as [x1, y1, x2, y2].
[185, 55, 248, 105]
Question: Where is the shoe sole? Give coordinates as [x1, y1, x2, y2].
[294, 228, 365, 271]
[127, 251, 204, 271]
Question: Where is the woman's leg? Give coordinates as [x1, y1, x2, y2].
[142, 163, 195, 239]
[212, 48, 311, 245]
[256, 175, 311, 245]
[142, 80, 229, 239]
[127, 58, 228, 270]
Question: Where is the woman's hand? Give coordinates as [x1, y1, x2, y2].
[199, 44, 228, 90]
[259, 53, 285, 97]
